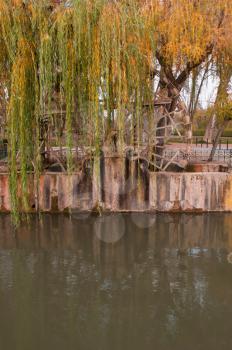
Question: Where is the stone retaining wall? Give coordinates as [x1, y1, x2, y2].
[0, 157, 231, 212]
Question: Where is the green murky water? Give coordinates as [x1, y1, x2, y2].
[0, 213, 232, 350]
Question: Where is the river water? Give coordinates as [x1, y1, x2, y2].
[0, 213, 232, 350]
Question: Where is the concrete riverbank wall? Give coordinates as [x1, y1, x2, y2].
[0, 156, 232, 212]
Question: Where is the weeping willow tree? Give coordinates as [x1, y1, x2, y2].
[0, 0, 158, 217]
[0, 0, 231, 219]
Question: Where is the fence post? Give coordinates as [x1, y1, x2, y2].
[227, 139, 229, 150]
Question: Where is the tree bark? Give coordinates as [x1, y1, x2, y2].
[208, 119, 229, 161]
[207, 63, 232, 160]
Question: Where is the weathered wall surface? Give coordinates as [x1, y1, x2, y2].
[149, 172, 230, 212]
[0, 157, 232, 212]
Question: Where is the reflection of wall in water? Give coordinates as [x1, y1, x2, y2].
[0, 214, 232, 349]
[1, 213, 232, 251]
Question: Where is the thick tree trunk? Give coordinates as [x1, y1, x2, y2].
[154, 48, 215, 170]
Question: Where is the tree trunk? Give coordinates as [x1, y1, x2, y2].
[208, 119, 229, 161]
[208, 64, 232, 161]
[203, 114, 217, 143]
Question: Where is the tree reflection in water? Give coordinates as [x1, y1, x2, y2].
[0, 213, 232, 350]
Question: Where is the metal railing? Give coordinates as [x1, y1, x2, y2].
[194, 137, 232, 150]
[164, 148, 232, 166]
